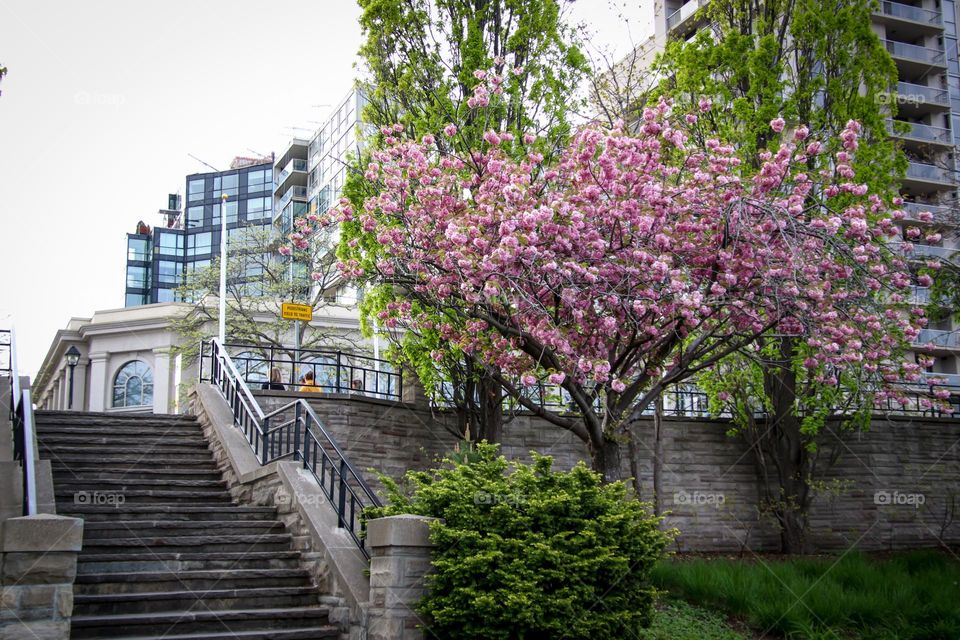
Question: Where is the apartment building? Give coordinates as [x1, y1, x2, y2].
[124, 156, 275, 306]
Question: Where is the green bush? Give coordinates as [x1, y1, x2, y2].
[366, 443, 673, 640]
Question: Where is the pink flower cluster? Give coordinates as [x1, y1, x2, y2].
[292, 98, 935, 409]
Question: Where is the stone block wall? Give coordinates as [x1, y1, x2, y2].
[254, 390, 960, 553]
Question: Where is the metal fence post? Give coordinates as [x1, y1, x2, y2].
[293, 402, 302, 462]
[337, 460, 347, 528]
[261, 416, 270, 464]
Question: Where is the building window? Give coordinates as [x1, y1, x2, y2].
[126, 265, 148, 288]
[186, 206, 204, 229]
[246, 170, 269, 191]
[112, 360, 153, 408]
[127, 237, 149, 261]
[157, 260, 183, 285]
[246, 196, 270, 222]
[187, 232, 212, 257]
[157, 232, 183, 256]
[188, 179, 205, 202]
[187, 258, 210, 272]
[125, 293, 146, 307]
[156, 287, 178, 302]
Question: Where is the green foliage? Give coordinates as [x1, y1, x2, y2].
[338, 0, 588, 434]
[637, 600, 749, 640]
[367, 443, 673, 639]
[652, 550, 960, 639]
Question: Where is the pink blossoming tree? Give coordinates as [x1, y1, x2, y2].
[292, 79, 926, 485]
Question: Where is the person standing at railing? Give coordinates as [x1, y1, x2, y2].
[261, 367, 286, 391]
[299, 370, 322, 393]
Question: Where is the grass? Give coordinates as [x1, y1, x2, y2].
[639, 600, 751, 640]
[650, 549, 960, 639]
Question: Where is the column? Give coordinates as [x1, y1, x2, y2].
[72, 361, 88, 412]
[152, 348, 171, 415]
[87, 354, 108, 412]
[366, 515, 435, 640]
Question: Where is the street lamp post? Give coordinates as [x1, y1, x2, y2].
[65, 345, 80, 410]
[218, 193, 229, 345]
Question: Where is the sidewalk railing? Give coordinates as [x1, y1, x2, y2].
[2, 328, 37, 515]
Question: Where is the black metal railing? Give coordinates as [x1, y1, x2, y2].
[201, 342, 402, 401]
[4, 328, 37, 516]
[0, 329, 10, 377]
[204, 339, 382, 557]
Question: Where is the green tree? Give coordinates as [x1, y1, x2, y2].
[340, 0, 588, 441]
[366, 443, 671, 639]
[172, 225, 360, 378]
[653, 0, 907, 553]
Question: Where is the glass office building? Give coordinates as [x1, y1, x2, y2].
[124, 157, 274, 307]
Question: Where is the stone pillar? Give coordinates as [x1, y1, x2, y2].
[88, 353, 108, 412]
[0, 514, 83, 640]
[153, 348, 172, 415]
[366, 515, 435, 640]
[400, 370, 431, 409]
[71, 360, 88, 412]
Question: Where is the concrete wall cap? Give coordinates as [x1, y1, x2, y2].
[367, 515, 437, 549]
[2, 514, 84, 552]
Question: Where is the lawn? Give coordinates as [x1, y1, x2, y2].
[650, 549, 960, 639]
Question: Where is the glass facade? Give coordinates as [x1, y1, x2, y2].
[124, 159, 274, 306]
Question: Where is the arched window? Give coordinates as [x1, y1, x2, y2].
[112, 360, 154, 408]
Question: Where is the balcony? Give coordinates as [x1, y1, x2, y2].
[274, 138, 309, 173]
[913, 328, 960, 350]
[902, 201, 955, 223]
[884, 40, 946, 77]
[276, 185, 308, 212]
[666, 0, 709, 33]
[909, 285, 931, 304]
[274, 158, 309, 195]
[888, 119, 953, 147]
[909, 243, 956, 260]
[922, 371, 960, 386]
[895, 81, 950, 114]
[902, 161, 956, 192]
[874, 1, 943, 33]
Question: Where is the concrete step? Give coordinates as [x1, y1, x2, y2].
[73, 586, 321, 615]
[40, 433, 210, 447]
[51, 452, 217, 465]
[54, 476, 227, 490]
[75, 568, 312, 595]
[60, 504, 279, 521]
[78, 551, 303, 574]
[54, 488, 234, 505]
[37, 424, 204, 437]
[70, 606, 333, 637]
[80, 534, 295, 555]
[110, 628, 339, 640]
[81, 520, 286, 539]
[36, 410, 199, 424]
[41, 442, 213, 455]
[52, 467, 223, 481]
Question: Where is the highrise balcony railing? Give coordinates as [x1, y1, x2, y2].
[276, 185, 308, 212]
[906, 160, 955, 184]
[913, 328, 960, 349]
[888, 119, 953, 145]
[896, 81, 950, 107]
[889, 242, 957, 261]
[910, 285, 931, 304]
[902, 201, 955, 223]
[924, 371, 960, 386]
[876, 0, 943, 26]
[884, 39, 946, 65]
[666, 0, 707, 30]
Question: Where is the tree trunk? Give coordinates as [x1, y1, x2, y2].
[591, 436, 624, 483]
[476, 375, 503, 443]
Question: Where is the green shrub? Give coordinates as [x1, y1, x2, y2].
[366, 442, 673, 640]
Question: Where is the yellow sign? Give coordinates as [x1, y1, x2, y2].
[281, 302, 313, 322]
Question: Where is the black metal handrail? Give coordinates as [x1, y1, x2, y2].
[3, 328, 37, 516]
[203, 339, 382, 557]
[204, 342, 402, 401]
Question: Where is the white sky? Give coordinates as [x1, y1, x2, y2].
[0, 0, 652, 378]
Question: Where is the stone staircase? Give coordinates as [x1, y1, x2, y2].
[35, 410, 340, 640]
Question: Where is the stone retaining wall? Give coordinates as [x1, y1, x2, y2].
[255, 390, 960, 553]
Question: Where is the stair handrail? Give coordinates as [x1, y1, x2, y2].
[5, 327, 37, 516]
[204, 338, 382, 557]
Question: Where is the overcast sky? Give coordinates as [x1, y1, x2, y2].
[0, 0, 653, 378]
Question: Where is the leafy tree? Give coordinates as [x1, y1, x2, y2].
[172, 225, 359, 378]
[652, 0, 913, 553]
[340, 0, 589, 442]
[366, 442, 671, 639]
[302, 86, 927, 484]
